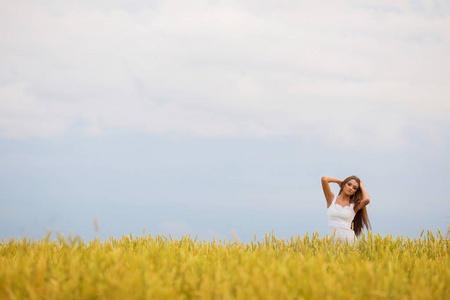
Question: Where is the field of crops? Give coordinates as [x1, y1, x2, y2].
[1, 229, 449, 299]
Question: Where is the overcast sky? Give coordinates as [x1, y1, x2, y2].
[1, 0, 449, 242]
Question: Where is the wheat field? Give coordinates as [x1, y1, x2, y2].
[1, 229, 449, 299]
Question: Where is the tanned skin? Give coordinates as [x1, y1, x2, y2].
[321, 176, 370, 213]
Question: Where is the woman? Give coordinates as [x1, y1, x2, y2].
[321, 175, 371, 243]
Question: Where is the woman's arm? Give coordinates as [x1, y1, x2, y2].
[354, 181, 370, 212]
[321, 176, 342, 206]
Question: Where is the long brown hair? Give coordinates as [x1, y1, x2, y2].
[338, 175, 371, 237]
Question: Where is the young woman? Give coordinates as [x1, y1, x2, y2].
[321, 175, 371, 242]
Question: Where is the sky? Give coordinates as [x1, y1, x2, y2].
[1, 0, 449, 242]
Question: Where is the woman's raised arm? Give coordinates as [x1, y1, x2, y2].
[354, 181, 371, 212]
[321, 176, 342, 206]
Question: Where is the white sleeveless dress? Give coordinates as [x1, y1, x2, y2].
[327, 196, 356, 243]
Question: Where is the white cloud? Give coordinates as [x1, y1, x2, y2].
[0, 0, 449, 150]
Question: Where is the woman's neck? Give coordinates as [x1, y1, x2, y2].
[339, 193, 351, 202]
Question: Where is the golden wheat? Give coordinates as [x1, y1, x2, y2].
[1, 230, 449, 299]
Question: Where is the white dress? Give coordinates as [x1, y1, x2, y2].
[327, 196, 356, 243]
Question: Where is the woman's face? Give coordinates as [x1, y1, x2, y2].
[343, 179, 359, 196]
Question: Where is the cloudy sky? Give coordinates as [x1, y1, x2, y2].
[1, 0, 449, 242]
